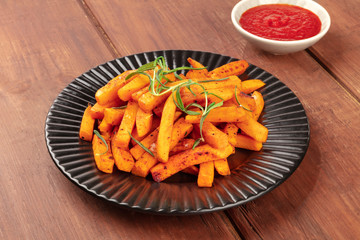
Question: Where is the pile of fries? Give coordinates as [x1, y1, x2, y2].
[79, 57, 267, 187]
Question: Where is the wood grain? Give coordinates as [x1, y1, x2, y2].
[309, 0, 360, 100]
[0, 1, 240, 240]
[84, 0, 360, 239]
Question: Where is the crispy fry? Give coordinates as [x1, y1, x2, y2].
[185, 106, 246, 123]
[241, 80, 265, 94]
[138, 91, 171, 112]
[118, 72, 152, 101]
[197, 161, 214, 187]
[157, 94, 177, 162]
[90, 99, 123, 120]
[170, 138, 196, 155]
[131, 86, 149, 101]
[112, 146, 135, 172]
[98, 118, 113, 134]
[186, 57, 208, 79]
[112, 100, 139, 149]
[92, 134, 114, 173]
[130, 116, 161, 146]
[182, 165, 199, 175]
[233, 91, 256, 117]
[153, 102, 165, 117]
[103, 108, 126, 125]
[233, 134, 263, 151]
[214, 159, 231, 176]
[131, 152, 158, 177]
[79, 104, 95, 141]
[252, 91, 264, 120]
[130, 129, 158, 160]
[136, 108, 153, 138]
[95, 70, 136, 105]
[223, 123, 239, 146]
[208, 60, 249, 78]
[180, 76, 241, 95]
[181, 88, 235, 106]
[169, 118, 193, 150]
[236, 116, 268, 143]
[150, 144, 234, 182]
[201, 122, 229, 149]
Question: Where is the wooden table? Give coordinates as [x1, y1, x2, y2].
[1, 1, 359, 239]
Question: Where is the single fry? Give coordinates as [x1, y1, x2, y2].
[136, 108, 153, 138]
[236, 116, 268, 143]
[185, 106, 246, 123]
[151, 144, 234, 182]
[156, 94, 177, 162]
[186, 57, 208, 79]
[131, 86, 149, 101]
[201, 122, 229, 149]
[130, 116, 161, 146]
[98, 117, 113, 134]
[112, 146, 135, 172]
[252, 91, 264, 120]
[170, 138, 196, 155]
[182, 165, 199, 175]
[233, 134, 263, 151]
[92, 134, 114, 173]
[130, 129, 158, 160]
[214, 159, 231, 176]
[79, 104, 95, 141]
[181, 88, 235, 106]
[153, 102, 165, 117]
[197, 161, 214, 187]
[241, 80, 265, 94]
[131, 152, 158, 177]
[208, 60, 249, 78]
[118, 72, 151, 101]
[103, 108, 126, 125]
[113, 100, 139, 149]
[138, 91, 171, 112]
[169, 118, 193, 150]
[223, 123, 239, 146]
[90, 98, 123, 119]
[180, 76, 241, 95]
[233, 91, 256, 116]
[95, 70, 135, 105]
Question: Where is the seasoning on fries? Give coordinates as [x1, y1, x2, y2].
[79, 56, 267, 187]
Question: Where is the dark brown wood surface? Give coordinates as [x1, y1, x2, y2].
[0, 0, 359, 239]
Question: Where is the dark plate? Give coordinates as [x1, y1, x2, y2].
[45, 50, 310, 215]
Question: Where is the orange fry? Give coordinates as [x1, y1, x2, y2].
[79, 104, 95, 141]
[241, 80, 265, 94]
[208, 60, 249, 78]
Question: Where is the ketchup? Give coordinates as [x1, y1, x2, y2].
[239, 4, 321, 41]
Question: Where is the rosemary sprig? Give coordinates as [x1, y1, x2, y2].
[234, 86, 253, 112]
[93, 130, 109, 155]
[112, 105, 127, 109]
[127, 131, 154, 157]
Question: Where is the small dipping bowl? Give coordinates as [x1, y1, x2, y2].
[231, 0, 331, 54]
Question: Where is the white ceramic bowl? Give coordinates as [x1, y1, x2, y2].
[231, 0, 331, 54]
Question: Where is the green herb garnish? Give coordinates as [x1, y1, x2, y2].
[112, 105, 127, 109]
[127, 131, 154, 157]
[234, 86, 252, 112]
[93, 130, 109, 155]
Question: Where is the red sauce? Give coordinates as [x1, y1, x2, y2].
[239, 4, 321, 41]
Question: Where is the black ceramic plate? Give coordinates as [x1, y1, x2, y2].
[45, 50, 310, 215]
